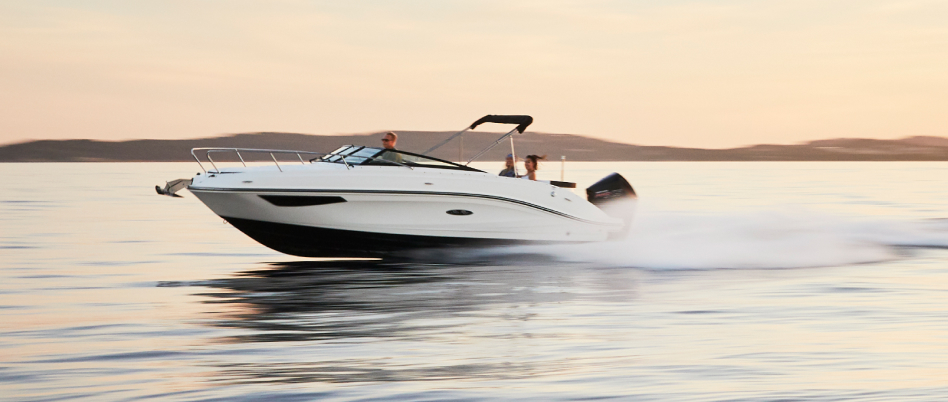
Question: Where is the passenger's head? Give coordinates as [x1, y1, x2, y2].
[382, 132, 397, 149]
[524, 154, 545, 172]
[505, 154, 515, 168]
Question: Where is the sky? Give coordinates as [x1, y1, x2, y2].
[1, 0, 946, 148]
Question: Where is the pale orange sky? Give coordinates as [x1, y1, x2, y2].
[1, 0, 946, 148]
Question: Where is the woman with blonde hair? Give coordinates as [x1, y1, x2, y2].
[521, 154, 546, 181]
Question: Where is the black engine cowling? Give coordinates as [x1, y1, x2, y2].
[586, 173, 636, 204]
[586, 173, 637, 239]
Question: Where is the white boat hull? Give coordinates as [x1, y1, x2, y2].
[188, 163, 625, 257]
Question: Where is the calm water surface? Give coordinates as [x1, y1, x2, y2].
[4, 162, 948, 401]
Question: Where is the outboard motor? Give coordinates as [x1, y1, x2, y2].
[586, 173, 637, 239]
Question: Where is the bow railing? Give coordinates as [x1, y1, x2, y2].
[191, 148, 324, 173]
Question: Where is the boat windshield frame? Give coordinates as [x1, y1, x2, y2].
[313, 146, 484, 172]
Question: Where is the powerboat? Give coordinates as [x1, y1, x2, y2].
[157, 115, 637, 258]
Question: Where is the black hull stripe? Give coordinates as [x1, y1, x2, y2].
[221, 216, 560, 258]
[189, 187, 618, 227]
[259, 195, 347, 207]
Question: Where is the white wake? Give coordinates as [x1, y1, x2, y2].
[465, 203, 948, 270]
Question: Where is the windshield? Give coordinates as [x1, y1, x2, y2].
[316, 146, 380, 164]
[315, 146, 483, 172]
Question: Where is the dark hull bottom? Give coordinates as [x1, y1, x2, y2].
[222, 216, 541, 258]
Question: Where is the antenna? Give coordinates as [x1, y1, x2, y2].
[561, 156, 565, 181]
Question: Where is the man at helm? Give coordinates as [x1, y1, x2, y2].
[381, 132, 397, 150]
[379, 132, 403, 163]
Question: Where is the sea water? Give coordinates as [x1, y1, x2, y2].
[4, 162, 948, 401]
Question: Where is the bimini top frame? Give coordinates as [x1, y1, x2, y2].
[422, 115, 533, 166]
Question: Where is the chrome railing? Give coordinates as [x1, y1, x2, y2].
[191, 147, 416, 173]
[191, 148, 324, 173]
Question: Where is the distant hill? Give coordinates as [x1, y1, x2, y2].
[3, 131, 948, 162]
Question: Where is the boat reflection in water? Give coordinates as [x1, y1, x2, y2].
[192, 258, 640, 385]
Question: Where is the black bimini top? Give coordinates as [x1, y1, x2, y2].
[313, 146, 484, 172]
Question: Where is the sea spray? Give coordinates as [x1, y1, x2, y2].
[460, 203, 948, 269]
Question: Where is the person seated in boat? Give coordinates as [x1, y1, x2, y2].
[499, 154, 517, 177]
[521, 154, 545, 181]
[378, 132, 403, 163]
